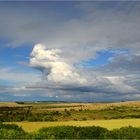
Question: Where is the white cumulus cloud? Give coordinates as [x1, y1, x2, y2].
[30, 44, 87, 86]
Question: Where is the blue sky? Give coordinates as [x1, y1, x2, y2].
[0, 1, 140, 102]
[81, 49, 129, 68]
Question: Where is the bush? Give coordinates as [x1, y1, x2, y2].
[35, 126, 79, 139]
[103, 126, 140, 139]
[82, 117, 87, 121]
[70, 109, 75, 111]
[0, 124, 26, 139]
[32, 126, 108, 139]
[0, 124, 23, 131]
[51, 111, 61, 116]
[27, 115, 43, 121]
[76, 126, 108, 139]
[1, 124, 140, 139]
[0, 129, 25, 139]
[79, 108, 83, 111]
[32, 125, 140, 139]
[63, 110, 71, 117]
[73, 118, 78, 121]
[42, 115, 54, 121]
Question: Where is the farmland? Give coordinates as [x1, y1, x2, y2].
[1, 101, 140, 138]
[0, 101, 140, 122]
[6, 119, 140, 132]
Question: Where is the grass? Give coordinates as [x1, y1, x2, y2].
[6, 119, 140, 132]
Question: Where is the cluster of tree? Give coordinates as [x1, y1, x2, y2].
[0, 124, 140, 139]
[0, 106, 32, 122]
[0, 108, 62, 122]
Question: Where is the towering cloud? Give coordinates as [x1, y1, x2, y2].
[28, 44, 138, 97]
[30, 44, 87, 86]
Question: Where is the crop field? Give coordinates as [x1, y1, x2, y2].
[1, 101, 140, 133]
[23, 101, 140, 111]
[1, 101, 140, 110]
[0, 101, 140, 121]
[6, 119, 140, 132]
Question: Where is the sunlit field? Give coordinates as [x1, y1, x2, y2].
[6, 119, 140, 132]
[2, 101, 140, 133]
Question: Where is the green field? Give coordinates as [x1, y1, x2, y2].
[6, 119, 140, 132]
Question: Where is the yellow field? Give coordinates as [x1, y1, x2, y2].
[6, 119, 140, 132]
[0, 101, 140, 112]
[29, 101, 140, 111]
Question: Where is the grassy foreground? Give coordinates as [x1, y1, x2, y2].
[6, 119, 140, 132]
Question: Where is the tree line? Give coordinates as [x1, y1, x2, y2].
[0, 124, 140, 139]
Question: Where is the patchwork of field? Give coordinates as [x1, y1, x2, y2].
[6, 119, 140, 132]
[24, 101, 140, 112]
[0, 101, 140, 111]
[1, 101, 140, 132]
[0, 101, 140, 122]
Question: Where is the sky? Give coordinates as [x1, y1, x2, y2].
[0, 1, 140, 102]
